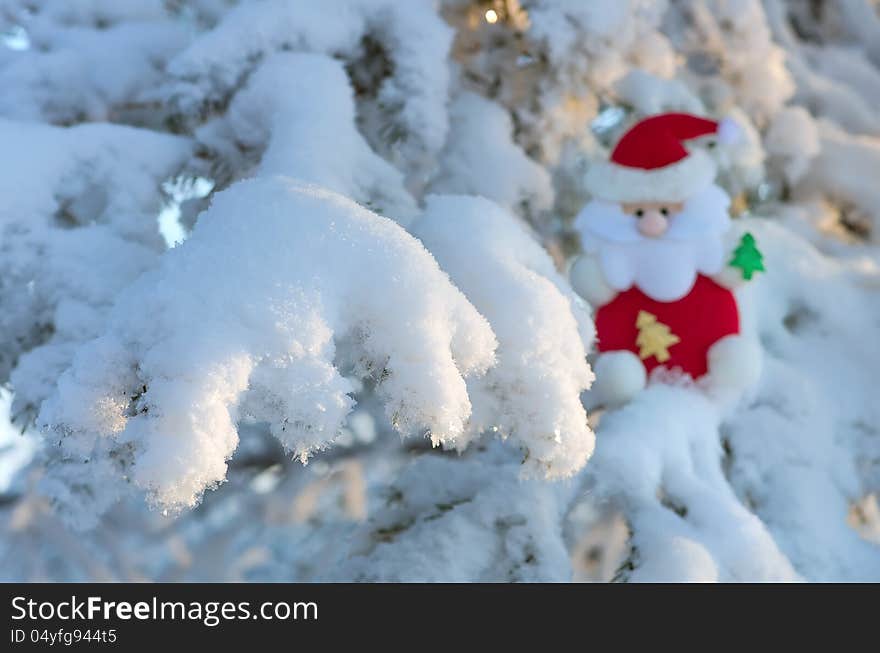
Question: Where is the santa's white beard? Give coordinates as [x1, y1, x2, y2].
[595, 235, 725, 301]
[575, 184, 731, 302]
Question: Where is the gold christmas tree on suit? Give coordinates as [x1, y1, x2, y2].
[635, 310, 680, 363]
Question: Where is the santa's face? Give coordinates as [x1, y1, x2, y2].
[621, 201, 684, 238]
[575, 184, 732, 302]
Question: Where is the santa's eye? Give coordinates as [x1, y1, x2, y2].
[706, 140, 717, 149]
[635, 209, 644, 217]
[660, 207, 669, 216]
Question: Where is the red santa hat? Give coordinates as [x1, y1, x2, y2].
[584, 113, 740, 203]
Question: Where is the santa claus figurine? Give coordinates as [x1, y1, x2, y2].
[571, 112, 764, 407]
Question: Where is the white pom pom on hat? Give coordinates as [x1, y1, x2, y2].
[585, 113, 741, 203]
[716, 116, 742, 144]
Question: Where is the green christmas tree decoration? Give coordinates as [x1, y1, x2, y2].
[729, 232, 765, 280]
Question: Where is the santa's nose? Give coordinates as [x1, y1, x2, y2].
[637, 209, 668, 238]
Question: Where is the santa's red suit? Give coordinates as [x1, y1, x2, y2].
[595, 274, 739, 379]
[573, 113, 754, 388]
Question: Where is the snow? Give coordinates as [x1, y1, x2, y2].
[412, 195, 595, 479]
[0, 1, 189, 123]
[0, 388, 37, 494]
[614, 69, 704, 116]
[326, 445, 579, 581]
[764, 106, 820, 185]
[1, 0, 879, 582]
[588, 384, 799, 582]
[40, 177, 498, 512]
[163, 0, 453, 189]
[732, 218, 880, 579]
[675, 0, 795, 126]
[211, 52, 418, 222]
[428, 92, 554, 218]
[800, 121, 880, 238]
[0, 118, 191, 419]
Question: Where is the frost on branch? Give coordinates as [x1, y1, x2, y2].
[164, 0, 452, 186]
[427, 93, 554, 219]
[764, 106, 820, 187]
[726, 219, 880, 580]
[329, 445, 579, 582]
[412, 195, 595, 479]
[613, 69, 704, 117]
[40, 176, 498, 512]
[588, 384, 799, 582]
[669, 0, 795, 127]
[448, 0, 676, 163]
[0, 0, 188, 124]
[199, 52, 417, 222]
[0, 118, 191, 419]
[798, 121, 880, 239]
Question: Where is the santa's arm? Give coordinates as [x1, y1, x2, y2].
[712, 262, 749, 290]
[711, 229, 764, 290]
[569, 252, 619, 307]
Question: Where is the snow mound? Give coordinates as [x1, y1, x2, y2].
[329, 445, 578, 582]
[0, 1, 188, 123]
[428, 93, 554, 218]
[40, 177, 498, 511]
[164, 0, 452, 182]
[206, 52, 417, 222]
[589, 384, 800, 582]
[0, 119, 191, 411]
[413, 195, 595, 479]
